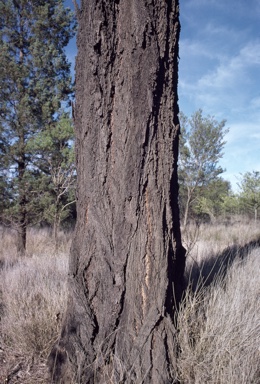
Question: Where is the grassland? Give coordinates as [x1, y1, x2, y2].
[0, 221, 259, 383]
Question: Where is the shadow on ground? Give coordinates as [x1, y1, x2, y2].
[185, 237, 260, 292]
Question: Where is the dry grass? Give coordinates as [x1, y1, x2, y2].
[176, 248, 260, 384]
[182, 220, 260, 259]
[182, 221, 260, 289]
[0, 227, 71, 383]
[177, 221, 260, 384]
[0, 222, 259, 383]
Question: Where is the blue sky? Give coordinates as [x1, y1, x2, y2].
[179, 0, 260, 191]
[65, 0, 260, 192]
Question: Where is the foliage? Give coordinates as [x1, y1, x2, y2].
[238, 171, 260, 221]
[179, 109, 229, 226]
[28, 111, 76, 243]
[0, 0, 76, 252]
[194, 178, 231, 222]
[220, 193, 241, 218]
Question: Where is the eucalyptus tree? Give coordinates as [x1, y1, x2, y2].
[194, 178, 231, 223]
[179, 110, 228, 227]
[238, 171, 260, 221]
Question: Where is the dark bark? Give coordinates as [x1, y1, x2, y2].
[49, 0, 185, 382]
[17, 154, 27, 256]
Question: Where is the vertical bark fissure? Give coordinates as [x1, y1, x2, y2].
[82, 260, 100, 344]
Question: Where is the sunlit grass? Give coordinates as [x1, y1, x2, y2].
[176, 248, 260, 384]
[0, 227, 70, 383]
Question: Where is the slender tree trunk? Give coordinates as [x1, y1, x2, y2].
[17, 156, 27, 256]
[52, 202, 59, 251]
[183, 199, 189, 229]
[183, 189, 192, 229]
[49, 1, 186, 383]
[16, 41, 27, 256]
[17, 217, 26, 256]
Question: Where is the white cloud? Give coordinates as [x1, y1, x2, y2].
[225, 121, 260, 144]
[240, 42, 260, 65]
[250, 97, 260, 109]
[180, 39, 218, 60]
[184, 0, 260, 19]
[184, 0, 225, 8]
[180, 39, 260, 120]
[198, 40, 260, 89]
[179, 1, 260, 191]
[203, 22, 248, 45]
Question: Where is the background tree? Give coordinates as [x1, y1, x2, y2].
[0, 170, 11, 220]
[220, 193, 241, 219]
[194, 178, 231, 223]
[179, 109, 228, 227]
[0, 0, 76, 254]
[238, 171, 260, 221]
[28, 111, 76, 247]
[49, 1, 186, 383]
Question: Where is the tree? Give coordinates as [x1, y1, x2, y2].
[179, 109, 228, 227]
[194, 178, 231, 223]
[28, 111, 76, 247]
[238, 171, 260, 221]
[49, 1, 186, 383]
[0, 0, 75, 254]
[220, 193, 241, 219]
[0, 170, 11, 218]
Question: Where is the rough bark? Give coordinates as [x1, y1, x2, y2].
[49, 1, 185, 382]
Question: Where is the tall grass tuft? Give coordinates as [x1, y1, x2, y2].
[1, 254, 68, 357]
[0, 227, 71, 383]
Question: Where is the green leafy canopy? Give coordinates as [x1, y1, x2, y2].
[0, 0, 76, 251]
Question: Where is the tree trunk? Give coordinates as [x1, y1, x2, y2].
[49, 1, 186, 383]
[52, 203, 60, 251]
[183, 188, 192, 229]
[17, 219, 26, 256]
[17, 156, 27, 256]
[183, 196, 190, 229]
